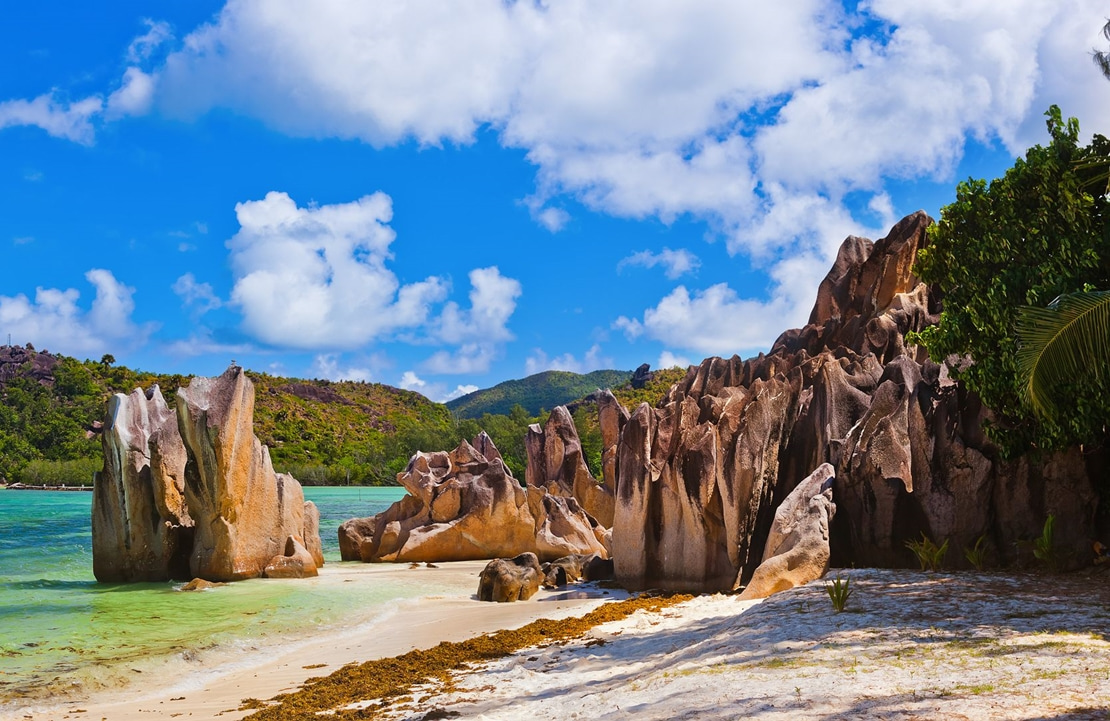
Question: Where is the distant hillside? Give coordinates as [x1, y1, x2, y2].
[446, 369, 633, 418]
[0, 345, 461, 486]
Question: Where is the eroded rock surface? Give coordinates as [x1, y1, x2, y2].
[477, 552, 543, 602]
[614, 211, 1104, 593]
[339, 435, 608, 563]
[93, 385, 193, 582]
[93, 366, 322, 583]
[526, 406, 615, 527]
[739, 463, 836, 600]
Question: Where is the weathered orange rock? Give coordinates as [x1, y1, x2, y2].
[613, 212, 1105, 593]
[477, 552, 543, 602]
[739, 463, 835, 599]
[92, 385, 194, 582]
[339, 435, 608, 563]
[177, 366, 321, 581]
[263, 536, 319, 579]
[525, 406, 615, 527]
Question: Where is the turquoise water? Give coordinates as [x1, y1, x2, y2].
[0, 487, 423, 709]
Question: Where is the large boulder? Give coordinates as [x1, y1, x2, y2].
[92, 386, 194, 582]
[177, 366, 320, 581]
[525, 406, 615, 527]
[613, 211, 1105, 593]
[263, 536, 319, 579]
[339, 435, 608, 563]
[739, 463, 836, 599]
[477, 552, 543, 602]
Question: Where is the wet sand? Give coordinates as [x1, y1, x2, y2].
[5, 560, 624, 721]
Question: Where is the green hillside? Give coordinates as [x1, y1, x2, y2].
[0, 345, 463, 486]
[446, 369, 633, 418]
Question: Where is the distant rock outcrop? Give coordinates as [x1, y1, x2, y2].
[526, 406, 615, 527]
[92, 385, 193, 582]
[339, 434, 608, 563]
[613, 212, 1105, 593]
[92, 366, 322, 583]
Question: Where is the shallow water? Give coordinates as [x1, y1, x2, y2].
[0, 487, 426, 708]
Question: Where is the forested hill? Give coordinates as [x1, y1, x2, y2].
[0, 345, 685, 486]
[0, 344, 459, 486]
[446, 369, 633, 418]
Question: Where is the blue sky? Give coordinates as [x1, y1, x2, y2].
[2, 1, 1108, 402]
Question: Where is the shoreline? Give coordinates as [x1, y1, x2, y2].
[3, 560, 626, 721]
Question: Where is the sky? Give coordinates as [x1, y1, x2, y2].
[2, 1, 1109, 403]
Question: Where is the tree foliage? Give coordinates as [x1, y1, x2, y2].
[914, 107, 1110, 455]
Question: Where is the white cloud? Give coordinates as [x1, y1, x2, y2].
[0, 269, 153, 357]
[433, 267, 521, 345]
[422, 343, 499, 375]
[12, 236, 33, 246]
[145, 0, 1109, 255]
[658, 350, 692, 369]
[226, 191, 448, 349]
[398, 370, 478, 403]
[127, 19, 173, 63]
[172, 272, 222, 317]
[398, 370, 426, 390]
[618, 248, 701, 279]
[524, 344, 612, 375]
[106, 67, 156, 118]
[0, 92, 102, 144]
[162, 328, 253, 358]
[311, 353, 372, 382]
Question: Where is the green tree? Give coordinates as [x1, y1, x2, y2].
[914, 106, 1110, 455]
[1095, 19, 1110, 81]
[1016, 290, 1110, 424]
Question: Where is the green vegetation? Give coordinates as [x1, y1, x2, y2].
[611, 365, 687, 410]
[1016, 290, 1110, 422]
[446, 369, 632, 418]
[963, 534, 989, 572]
[825, 574, 853, 612]
[0, 348, 677, 487]
[913, 106, 1110, 456]
[1033, 514, 1060, 572]
[906, 533, 948, 571]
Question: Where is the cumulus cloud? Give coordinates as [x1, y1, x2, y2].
[524, 344, 612, 376]
[127, 19, 173, 63]
[0, 93, 102, 144]
[226, 191, 448, 349]
[0, 269, 153, 357]
[618, 248, 701, 279]
[173, 272, 222, 317]
[398, 370, 478, 403]
[106, 67, 156, 118]
[311, 353, 372, 382]
[422, 343, 499, 375]
[658, 350, 692, 370]
[433, 267, 521, 345]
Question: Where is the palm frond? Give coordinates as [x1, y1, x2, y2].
[1016, 290, 1110, 419]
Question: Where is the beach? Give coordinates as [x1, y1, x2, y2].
[10, 566, 1108, 720]
[5, 560, 625, 721]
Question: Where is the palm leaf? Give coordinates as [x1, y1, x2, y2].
[1016, 290, 1110, 419]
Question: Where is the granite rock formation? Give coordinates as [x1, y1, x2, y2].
[177, 366, 320, 581]
[93, 366, 322, 583]
[339, 434, 608, 563]
[542, 552, 614, 588]
[739, 463, 836, 600]
[477, 552, 543, 602]
[263, 536, 319, 579]
[613, 211, 1104, 593]
[526, 406, 616, 527]
[92, 385, 194, 582]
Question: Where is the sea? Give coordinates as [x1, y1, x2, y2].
[0, 486, 458, 712]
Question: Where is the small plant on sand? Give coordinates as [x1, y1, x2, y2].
[1033, 514, 1059, 571]
[963, 534, 989, 571]
[825, 574, 853, 612]
[906, 533, 948, 571]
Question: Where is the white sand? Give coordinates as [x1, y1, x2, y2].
[4, 561, 623, 721]
[13, 567, 1110, 721]
[378, 569, 1110, 721]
